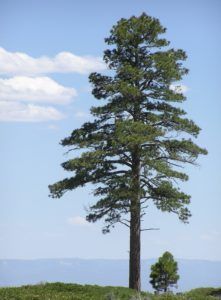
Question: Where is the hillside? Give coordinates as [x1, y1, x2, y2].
[0, 283, 221, 300]
[1, 258, 221, 292]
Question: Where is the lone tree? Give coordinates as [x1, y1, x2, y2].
[150, 251, 179, 293]
[49, 13, 207, 291]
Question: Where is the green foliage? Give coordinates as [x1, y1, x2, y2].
[186, 287, 221, 299]
[150, 252, 179, 293]
[0, 282, 149, 300]
[0, 283, 220, 300]
[49, 13, 207, 233]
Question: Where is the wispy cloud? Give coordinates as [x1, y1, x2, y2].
[0, 101, 64, 122]
[48, 124, 59, 130]
[74, 111, 90, 119]
[0, 76, 76, 104]
[0, 47, 106, 76]
[67, 216, 91, 227]
[200, 231, 221, 241]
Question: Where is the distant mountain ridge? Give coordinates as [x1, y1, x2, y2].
[0, 258, 220, 292]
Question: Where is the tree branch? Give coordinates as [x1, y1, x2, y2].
[141, 228, 160, 231]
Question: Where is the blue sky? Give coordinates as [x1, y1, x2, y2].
[0, 0, 220, 261]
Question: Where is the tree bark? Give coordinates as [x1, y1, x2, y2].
[129, 202, 141, 291]
[129, 148, 141, 291]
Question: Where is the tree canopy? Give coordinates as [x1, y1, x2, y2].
[150, 251, 179, 293]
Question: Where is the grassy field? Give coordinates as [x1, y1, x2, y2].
[0, 282, 220, 300]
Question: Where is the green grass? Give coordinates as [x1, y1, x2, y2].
[186, 287, 221, 299]
[0, 282, 220, 300]
[0, 283, 149, 300]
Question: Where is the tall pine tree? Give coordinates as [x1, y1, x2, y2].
[49, 14, 207, 291]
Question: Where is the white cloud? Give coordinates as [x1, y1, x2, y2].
[0, 47, 106, 75]
[74, 111, 90, 118]
[0, 48, 103, 123]
[67, 216, 91, 227]
[170, 84, 188, 94]
[0, 76, 76, 104]
[0, 101, 64, 122]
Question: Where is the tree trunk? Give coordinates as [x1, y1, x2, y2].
[129, 202, 141, 291]
[129, 148, 141, 291]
